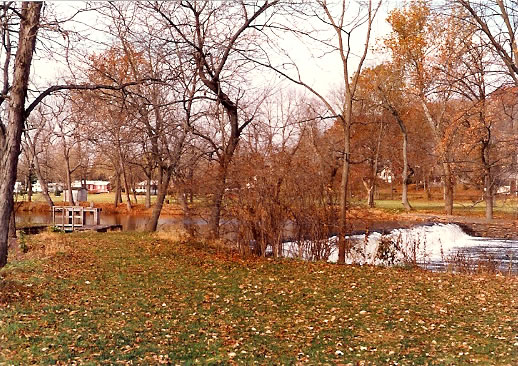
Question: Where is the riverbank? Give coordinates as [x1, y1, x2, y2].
[14, 201, 187, 216]
[15, 200, 518, 241]
[1, 231, 517, 364]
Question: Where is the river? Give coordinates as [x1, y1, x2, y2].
[283, 223, 518, 273]
[16, 212, 518, 273]
[15, 211, 204, 231]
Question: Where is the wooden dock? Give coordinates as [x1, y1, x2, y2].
[18, 224, 122, 234]
[73, 224, 122, 232]
[50, 206, 122, 232]
[52, 206, 100, 231]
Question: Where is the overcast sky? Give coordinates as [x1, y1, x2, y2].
[31, 1, 402, 104]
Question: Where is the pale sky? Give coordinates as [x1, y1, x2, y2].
[31, 1, 401, 103]
[280, 0, 399, 99]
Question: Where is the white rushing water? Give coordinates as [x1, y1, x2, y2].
[282, 224, 518, 268]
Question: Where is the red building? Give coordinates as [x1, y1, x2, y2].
[72, 180, 111, 193]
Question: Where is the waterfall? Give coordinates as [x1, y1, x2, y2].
[282, 223, 518, 270]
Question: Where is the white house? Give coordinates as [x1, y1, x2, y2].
[32, 180, 43, 193]
[378, 167, 394, 184]
[31, 181, 63, 194]
[14, 182, 23, 193]
[136, 180, 158, 195]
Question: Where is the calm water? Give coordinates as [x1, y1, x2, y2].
[15, 211, 205, 231]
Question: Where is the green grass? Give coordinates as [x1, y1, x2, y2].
[1, 232, 518, 364]
[365, 198, 518, 217]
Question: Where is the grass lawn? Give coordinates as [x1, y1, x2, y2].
[363, 198, 518, 218]
[354, 184, 518, 217]
[1, 232, 517, 364]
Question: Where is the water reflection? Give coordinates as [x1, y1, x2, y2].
[15, 211, 205, 232]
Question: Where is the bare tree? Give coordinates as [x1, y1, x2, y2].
[0, 3, 43, 267]
[148, 1, 280, 238]
[23, 106, 56, 207]
[260, 0, 382, 262]
[0, 3, 165, 267]
[360, 64, 414, 210]
[447, 27, 513, 220]
[456, 0, 518, 86]
[385, 3, 473, 215]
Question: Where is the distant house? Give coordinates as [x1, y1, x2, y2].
[498, 172, 518, 195]
[33, 181, 62, 193]
[378, 167, 394, 184]
[14, 182, 23, 193]
[497, 185, 511, 195]
[48, 182, 63, 193]
[32, 180, 43, 193]
[136, 180, 158, 195]
[72, 180, 111, 193]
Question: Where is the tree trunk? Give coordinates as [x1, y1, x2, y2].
[363, 179, 375, 208]
[65, 159, 75, 206]
[0, 3, 42, 268]
[147, 168, 171, 231]
[401, 131, 412, 211]
[368, 188, 375, 207]
[121, 163, 132, 211]
[31, 151, 53, 207]
[145, 177, 151, 209]
[484, 173, 493, 221]
[8, 199, 16, 239]
[385, 99, 412, 211]
[421, 100, 454, 214]
[8, 202, 16, 254]
[424, 174, 431, 200]
[132, 186, 138, 206]
[27, 170, 32, 202]
[208, 164, 228, 239]
[114, 171, 122, 207]
[390, 176, 394, 200]
[178, 191, 195, 236]
[482, 141, 493, 221]
[512, 118, 518, 195]
[442, 162, 454, 215]
[205, 108, 240, 239]
[367, 118, 383, 208]
[338, 117, 351, 264]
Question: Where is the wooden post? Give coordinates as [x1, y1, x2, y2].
[94, 208, 100, 225]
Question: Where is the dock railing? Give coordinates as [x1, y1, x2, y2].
[52, 206, 101, 231]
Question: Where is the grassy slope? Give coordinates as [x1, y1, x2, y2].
[373, 199, 518, 217]
[1, 232, 517, 365]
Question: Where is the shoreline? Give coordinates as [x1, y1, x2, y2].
[13, 201, 188, 217]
